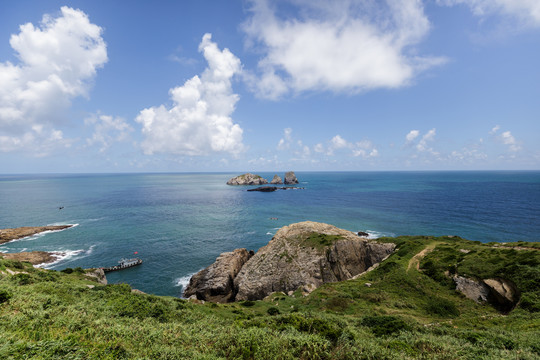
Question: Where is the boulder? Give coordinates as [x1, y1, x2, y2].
[357, 231, 369, 237]
[234, 221, 395, 301]
[483, 278, 520, 313]
[184, 248, 254, 303]
[85, 268, 107, 285]
[227, 173, 268, 185]
[270, 175, 283, 184]
[454, 275, 490, 303]
[284, 171, 299, 185]
[453, 276, 520, 313]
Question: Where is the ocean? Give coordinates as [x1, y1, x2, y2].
[0, 171, 539, 297]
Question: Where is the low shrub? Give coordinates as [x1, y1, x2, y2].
[0, 289, 12, 304]
[266, 307, 280, 316]
[361, 315, 410, 337]
[425, 297, 459, 317]
[10, 273, 32, 286]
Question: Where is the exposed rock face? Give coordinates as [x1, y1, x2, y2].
[85, 268, 108, 285]
[0, 251, 61, 265]
[184, 248, 254, 303]
[454, 276, 520, 313]
[234, 222, 395, 301]
[226, 173, 268, 185]
[483, 278, 520, 313]
[270, 175, 283, 184]
[184, 222, 395, 303]
[243, 222, 395, 301]
[0, 225, 73, 245]
[284, 171, 299, 185]
[454, 275, 490, 303]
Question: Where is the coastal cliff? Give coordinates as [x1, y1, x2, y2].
[184, 221, 395, 302]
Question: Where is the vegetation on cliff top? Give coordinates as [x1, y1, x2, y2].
[1, 235, 539, 359]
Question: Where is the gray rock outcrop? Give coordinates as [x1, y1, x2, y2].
[226, 173, 268, 185]
[184, 221, 395, 303]
[454, 275, 520, 313]
[454, 275, 490, 303]
[270, 175, 283, 184]
[284, 171, 299, 184]
[184, 248, 254, 303]
[85, 268, 107, 285]
[234, 222, 395, 301]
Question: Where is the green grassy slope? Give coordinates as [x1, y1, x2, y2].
[1, 236, 539, 359]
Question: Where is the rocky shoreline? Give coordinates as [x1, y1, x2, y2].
[0, 251, 63, 266]
[0, 225, 73, 245]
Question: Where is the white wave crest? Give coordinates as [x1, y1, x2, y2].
[37, 249, 85, 268]
[174, 270, 202, 297]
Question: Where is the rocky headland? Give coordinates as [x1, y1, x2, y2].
[184, 221, 395, 302]
[0, 225, 73, 245]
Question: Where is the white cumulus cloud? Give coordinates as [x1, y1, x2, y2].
[243, 0, 446, 99]
[406, 129, 420, 143]
[500, 130, 521, 152]
[416, 128, 437, 152]
[438, 0, 540, 27]
[85, 113, 133, 153]
[277, 127, 293, 150]
[0, 6, 107, 153]
[136, 34, 244, 156]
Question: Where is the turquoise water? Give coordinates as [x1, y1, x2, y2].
[1, 171, 539, 296]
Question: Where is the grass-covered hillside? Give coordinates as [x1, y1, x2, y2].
[1, 235, 539, 359]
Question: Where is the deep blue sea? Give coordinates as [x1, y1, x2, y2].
[1, 171, 539, 297]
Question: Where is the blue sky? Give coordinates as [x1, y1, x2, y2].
[0, 0, 539, 173]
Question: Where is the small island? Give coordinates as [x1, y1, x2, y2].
[227, 171, 299, 186]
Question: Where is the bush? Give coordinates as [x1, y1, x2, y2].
[36, 271, 59, 282]
[361, 315, 410, 337]
[107, 293, 172, 322]
[425, 297, 459, 317]
[0, 289, 12, 304]
[240, 300, 255, 307]
[61, 268, 74, 274]
[10, 273, 32, 285]
[266, 307, 280, 316]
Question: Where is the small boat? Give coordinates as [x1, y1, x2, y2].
[101, 258, 142, 272]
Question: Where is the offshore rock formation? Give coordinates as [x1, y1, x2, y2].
[270, 175, 283, 184]
[284, 171, 299, 184]
[185, 222, 395, 302]
[0, 225, 73, 245]
[226, 173, 268, 185]
[184, 248, 254, 303]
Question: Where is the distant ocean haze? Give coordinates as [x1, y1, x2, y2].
[0, 171, 538, 296]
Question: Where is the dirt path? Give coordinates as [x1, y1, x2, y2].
[407, 243, 437, 272]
